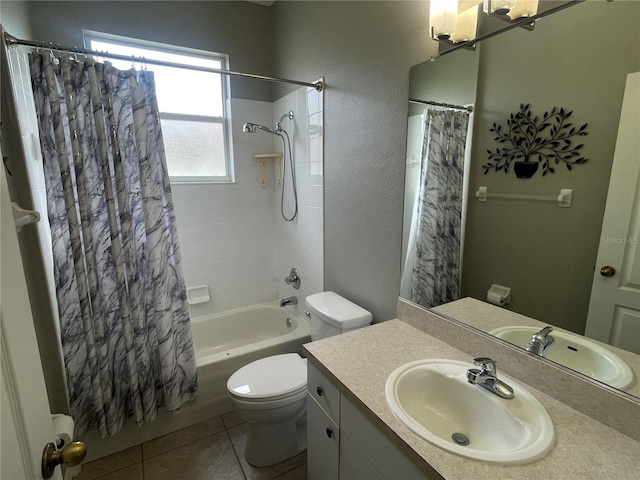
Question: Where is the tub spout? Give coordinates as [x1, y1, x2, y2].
[280, 296, 298, 307]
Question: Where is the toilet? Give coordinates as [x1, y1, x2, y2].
[226, 291, 372, 467]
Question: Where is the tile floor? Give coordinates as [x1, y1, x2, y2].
[75, 411, 307, 480]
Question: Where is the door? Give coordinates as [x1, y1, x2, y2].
[585, 72, 640, 355]
[1, 162, 62, 479]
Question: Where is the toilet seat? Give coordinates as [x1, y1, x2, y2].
[227, 353, 307, 401]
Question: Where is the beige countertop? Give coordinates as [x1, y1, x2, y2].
[303, 319, 640, 480]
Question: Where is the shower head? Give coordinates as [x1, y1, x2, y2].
[242, 122, 277, 135]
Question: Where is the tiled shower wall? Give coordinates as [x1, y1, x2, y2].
[272, 87, 324, 313]
[174, 86, 324, 319]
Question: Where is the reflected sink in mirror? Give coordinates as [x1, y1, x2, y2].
[490, 326, 635, 391]
[385, 359, 555, 465]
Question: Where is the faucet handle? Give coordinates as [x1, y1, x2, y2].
[536, 326, 554, 338]
[473, 357, 497, 375]
[284, 268, 301, 289]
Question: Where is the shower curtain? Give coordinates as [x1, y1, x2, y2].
[29, 53, 197, 437]
[410, 108, 470, 308]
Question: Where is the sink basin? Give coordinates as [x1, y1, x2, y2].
[490, 326, 634, 390]
[385, 359, 555, 464]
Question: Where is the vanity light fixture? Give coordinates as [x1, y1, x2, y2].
[430, 0, 540, 46]
[429, 0, 458, 40]
[449, 4, 480, 43]
[483, 0, 516, 16]
[506, 0, 540, 20]
[483, 0, 539, 19]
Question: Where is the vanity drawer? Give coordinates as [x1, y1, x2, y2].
[308, 362, 340, 423]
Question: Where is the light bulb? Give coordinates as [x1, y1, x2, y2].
[430, 0, 458, 40]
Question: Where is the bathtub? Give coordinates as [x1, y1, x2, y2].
[81, 300, 310, 461]
[191, 301, 311, 404]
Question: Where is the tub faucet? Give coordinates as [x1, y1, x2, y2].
[280, 296, 298, 307]
[466, 357, 514, 399]
[526, 326, 555, 357]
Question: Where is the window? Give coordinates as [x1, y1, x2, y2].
[84, 31, 233, 183]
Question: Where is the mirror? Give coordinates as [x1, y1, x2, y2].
[401, 0, 640, 396]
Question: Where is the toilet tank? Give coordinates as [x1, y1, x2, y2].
[305, 291, 373, 341]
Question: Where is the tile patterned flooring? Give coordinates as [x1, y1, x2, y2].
[75, 411, 307, 480]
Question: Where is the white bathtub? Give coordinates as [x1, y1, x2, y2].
[191, 301, 311, 403]
[79, 300, 311, 462]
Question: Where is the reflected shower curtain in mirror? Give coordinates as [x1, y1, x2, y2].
[29, 54, 197, 437]
[410, 109, 470, 308]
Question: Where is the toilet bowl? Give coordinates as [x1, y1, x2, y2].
[227, 353, 307, 467]
[226, 292, 372, 467]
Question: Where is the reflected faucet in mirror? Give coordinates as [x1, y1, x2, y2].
[526, 326, 555, 357]
[401, 0, 640, 397]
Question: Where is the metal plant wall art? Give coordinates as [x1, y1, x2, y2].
[483, 104, 589, 178]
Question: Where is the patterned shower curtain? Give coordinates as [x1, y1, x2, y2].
[410, 108, 470, 308]
[29, 53, 197, 437]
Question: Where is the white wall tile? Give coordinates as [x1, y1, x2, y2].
[183, 204, 205, 225]
[182, 185, 205, 205]
[178, 224, 207, 245]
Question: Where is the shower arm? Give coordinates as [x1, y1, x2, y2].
[276, 111, 294, 132]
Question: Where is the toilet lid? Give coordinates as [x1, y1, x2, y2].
[227, 353, 307, 400]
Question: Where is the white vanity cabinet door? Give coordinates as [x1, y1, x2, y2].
[308, 362, 341, 423]
[339, 431, 385, 480]
[307, 393, 339, 480]
[341, 396, 431, 480]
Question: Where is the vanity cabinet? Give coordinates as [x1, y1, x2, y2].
[307, 363, 432, 480]
[307, 392, 339, 480]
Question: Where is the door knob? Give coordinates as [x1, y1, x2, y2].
[42, 441, 87, 479]
[600, 266, 616, 277]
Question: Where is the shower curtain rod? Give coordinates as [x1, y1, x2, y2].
[4, 33, 324, 92]
[409, 98, 473, 113]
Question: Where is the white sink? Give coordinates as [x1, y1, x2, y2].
[385, 359, 555, 465]
[490, 326, 634, 391]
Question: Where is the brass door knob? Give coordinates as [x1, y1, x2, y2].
[42, 441, 87, 479]
[600, 266, 616, 277]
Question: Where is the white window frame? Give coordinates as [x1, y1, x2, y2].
[83, 30, 234, 184]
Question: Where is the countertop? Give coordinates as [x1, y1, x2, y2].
[303, 319, 640, 480]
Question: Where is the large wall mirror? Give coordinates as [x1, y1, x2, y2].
[401, 0, 640, 397]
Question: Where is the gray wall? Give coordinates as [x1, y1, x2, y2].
[0, 0, 31, 38]
[6, 1, 275, 101]
[409, 48, 479, 107]
[272, 1, 435, 321]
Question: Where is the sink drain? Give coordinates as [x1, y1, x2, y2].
[451, 432, 470, 446]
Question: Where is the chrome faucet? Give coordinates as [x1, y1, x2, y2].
[466, 357, 514, 399]
[526, 326, 555, 357]
[280, 296, 298, 307]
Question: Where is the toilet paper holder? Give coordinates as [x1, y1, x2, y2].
[487, 284, 511, 306]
